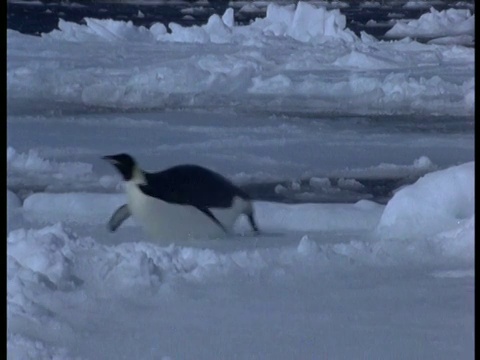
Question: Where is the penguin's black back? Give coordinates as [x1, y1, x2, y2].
[140, 164, 250, 208]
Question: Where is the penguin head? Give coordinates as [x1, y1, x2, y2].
[103, 153, 137, 181]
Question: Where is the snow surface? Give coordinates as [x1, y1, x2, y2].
[7, 2, 475, 116]
[376, 162, 474, 239]
[385, 7, 475, 41]
[7, 160, 475, 359]
[7, 2, 475, 360]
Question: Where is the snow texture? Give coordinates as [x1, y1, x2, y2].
[7, 2, 475, 359]
[386, 7, 475, 39]
[7, 2, 475, 116]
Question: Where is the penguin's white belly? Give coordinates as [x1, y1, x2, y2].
[125, 183, 247, 240]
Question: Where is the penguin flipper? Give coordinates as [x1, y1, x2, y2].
[247, 213, 260, 233]
[197, 206, 228, 234]
[108, 204, 131, 232]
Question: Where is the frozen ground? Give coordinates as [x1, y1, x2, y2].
[7, 2, 475, 116]
[7, 2, 474, 360]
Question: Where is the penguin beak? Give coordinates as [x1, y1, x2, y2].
[102, 154, 134, 181]
[102, 155, 118, 164]
[102, 156, 124, 173]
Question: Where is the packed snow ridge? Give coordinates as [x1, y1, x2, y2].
[385, 7, 475, 44]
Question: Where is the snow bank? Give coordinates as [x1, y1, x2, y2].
[7, 147, 92, 178]
[43, 1, 475, 45]
[7, 3, 475, 115]
[165, 13, 232, 44]
[427, 34, 474, 46]
[7, 334, 78, 360]
[8, 161, 475, 358]
[248, 72, 474, 115]
[17, 159, 475, 267]
[23, 193, 127, 225]
[7, 190, 22, 230]
[255, 2, 357, 43]
[7, 146, 118, 193]
[7, 224, 85, 359]
[376, 162, 474, 240]
[252, 200, 383, 232]
[333, 161, 474, 266]
[48, 18, 154, 42]
[386, 7, 475, 39]
[4, 222, 347, 317]
[7, 190, 21, 212]
[429, 215, 474, 260]
[45, 2, 358, 45]
[8, 223, 82, 289]
[7, 218, 474, 360]
[22, 192, 384, 233]
[331, 156, 437, 179]
[9, 191, 473, 304]
[168, 1, 359, 44]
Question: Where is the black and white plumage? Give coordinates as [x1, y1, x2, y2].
[103, 153, 259, 239]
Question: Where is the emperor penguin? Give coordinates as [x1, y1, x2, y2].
[103, 153, 259, 240]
